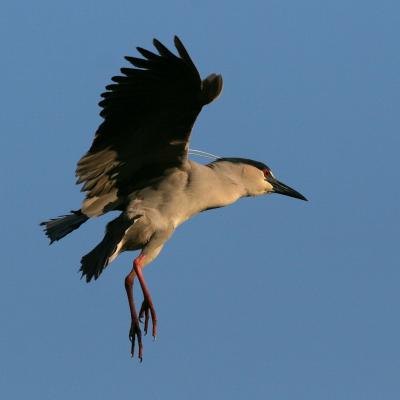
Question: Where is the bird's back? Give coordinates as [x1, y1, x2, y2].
[124, 160, 246, 229]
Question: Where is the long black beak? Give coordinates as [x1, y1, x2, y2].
[269, 177, 308, 201]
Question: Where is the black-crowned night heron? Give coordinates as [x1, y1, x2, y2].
[41, 36, 307, 361]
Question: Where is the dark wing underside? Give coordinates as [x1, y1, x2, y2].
[76, 36, 223, 216]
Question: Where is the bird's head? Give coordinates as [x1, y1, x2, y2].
[215, 158, 308, 201]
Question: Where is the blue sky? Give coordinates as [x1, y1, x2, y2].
[1, 1, 399, 399]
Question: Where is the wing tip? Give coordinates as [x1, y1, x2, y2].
[173, 35, 182, 48]
[152, 37, 175, 58]
[201, 73, 224, 105]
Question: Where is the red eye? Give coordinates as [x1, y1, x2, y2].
[263, 168, 270, 177]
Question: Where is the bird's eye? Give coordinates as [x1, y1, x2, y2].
[263, 168, 270, 178]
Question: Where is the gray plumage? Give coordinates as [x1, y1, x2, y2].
[41, 36, 306, 360]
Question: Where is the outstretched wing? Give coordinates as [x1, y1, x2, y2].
[76, 36, 223, 216]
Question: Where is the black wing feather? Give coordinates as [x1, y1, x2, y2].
[76, 36, 223, 216]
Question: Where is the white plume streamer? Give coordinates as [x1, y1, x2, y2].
[188, 148, 221, 160]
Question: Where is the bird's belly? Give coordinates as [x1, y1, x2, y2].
[171, 214, 190, 229]
[168, 202, 202, 229]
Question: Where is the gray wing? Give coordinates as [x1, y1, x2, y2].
[76, 36, 223, 216]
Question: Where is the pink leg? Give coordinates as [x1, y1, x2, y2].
[135, 255, 158, 339]
[124, 267, 142, 361]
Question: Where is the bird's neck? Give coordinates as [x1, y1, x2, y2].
[188, 161, 248, 212]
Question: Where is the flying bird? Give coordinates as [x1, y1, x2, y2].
[41, 36, 307, 361]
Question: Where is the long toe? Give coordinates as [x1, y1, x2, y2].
[129, 321, 143, 361]
[151, 307, 157, 338]
[139, 300, 157, 338]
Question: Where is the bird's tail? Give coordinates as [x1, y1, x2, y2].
[40, 210, 89, 244]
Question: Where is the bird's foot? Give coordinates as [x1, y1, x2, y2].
[139, 299, 157, 338]
[129, 319, 143, 361]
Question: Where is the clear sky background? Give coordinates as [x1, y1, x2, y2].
[1, 1, 399, 399]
